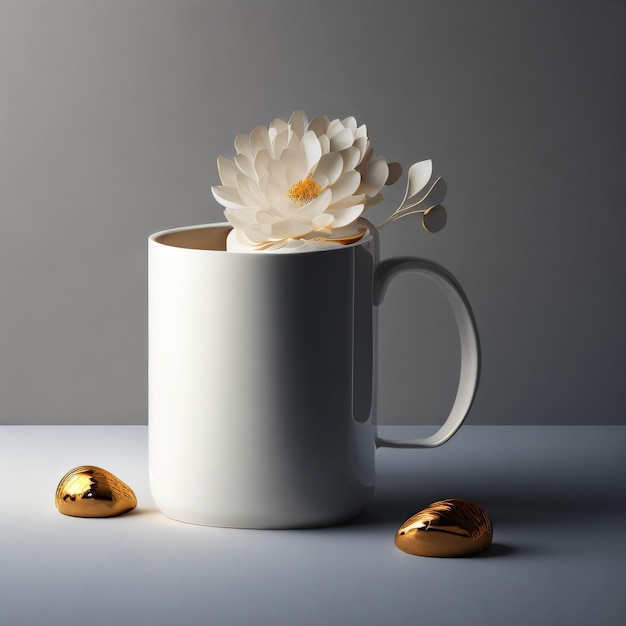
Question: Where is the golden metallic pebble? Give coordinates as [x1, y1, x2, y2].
[395, 498, 493, 557]
[55, 466, 137, 518]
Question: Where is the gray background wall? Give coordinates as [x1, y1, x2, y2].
[1, 0, 624, 425]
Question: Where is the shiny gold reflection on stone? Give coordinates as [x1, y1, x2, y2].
[55, 466, 137, 518]
[395, 499, 493, 557]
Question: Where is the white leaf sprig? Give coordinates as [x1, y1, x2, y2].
[377, 160, 448, 233]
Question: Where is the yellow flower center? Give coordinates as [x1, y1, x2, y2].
[287, 176, 323, 205]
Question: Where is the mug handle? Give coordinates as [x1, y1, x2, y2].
[373, 257, 480, 448]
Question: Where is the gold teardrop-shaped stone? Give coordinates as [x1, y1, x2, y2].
[395, 498, 493, 557]
[55, 466, 137, 518]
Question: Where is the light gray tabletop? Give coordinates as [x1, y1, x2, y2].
[1, 425, 624, 625]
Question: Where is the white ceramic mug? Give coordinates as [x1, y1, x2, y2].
[148, 220, 479, 528]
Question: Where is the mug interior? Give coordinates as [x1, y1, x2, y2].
[153, 224, 231, 251]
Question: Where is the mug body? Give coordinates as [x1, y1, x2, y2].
[148, 223, 377, 528]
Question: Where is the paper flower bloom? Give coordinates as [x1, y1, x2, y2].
[212, 111, 390, 251]
[212, 111, 447, 252]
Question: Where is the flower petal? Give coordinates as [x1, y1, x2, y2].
[224, 207, 265, 229]
[256, 210, 281, 224]
[234, 153, 255, 178]
[271, 127, 290, 158]
[327, 203, 364, 228]
[288, 110, 309, 137]
[329, 170, 361, 203]
[285, 127, 302, 151]
[296, 188, 332, 218]
[234, 134, 252, 159]
[341, 116, 357, 132]
[231, 224, 270, 244]
[300, 130, 322, 171]
[307, 115, 329, 137]
[353, 136, 369, 161]
[212, 185, 247, 209]
[249, 124, 271, 155]
[269, 219, 313, 240]
[261, 173, 283, 207]
[357, 156, 389, 197]
[326, 118, 345, 138]
[318, 134, 331, 154]
[312, 212, 333, 232]
[339, 146, 361, 172]
[327, 193, 366, 211]
[313, 173, 329, 189]
[281, 148, 309, 183]
[267, 158, 289, 190]
[236, 174, 267, 209]
[269, 117, 289, 140]
[330, 127, 355, 152]
[314, 152, 344, 185]
[226, 228, 260, 251]
[253, 149, 271, 179]
[217, 156, 238, 187]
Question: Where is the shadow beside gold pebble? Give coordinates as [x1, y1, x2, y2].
[395, 499, 493, 557]
[55, 466, 137, 518]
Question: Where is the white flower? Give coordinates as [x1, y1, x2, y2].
[211, 111, 390, 251]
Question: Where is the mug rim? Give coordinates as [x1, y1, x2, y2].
[150, 219, 375, 254]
